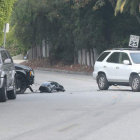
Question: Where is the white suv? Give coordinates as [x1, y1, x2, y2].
[93, 48, 140, 92]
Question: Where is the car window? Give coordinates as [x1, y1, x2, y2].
[6, 51, 13, 63]
[107, 52, 120, 63]
[130, 53, 140, 64]
[119, 52, 130, 64]
[97, 52, 110, 62]
[1, 51, 8, 63]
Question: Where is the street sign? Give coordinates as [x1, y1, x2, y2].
[5, 23, 9, 33]
[3, 23, 9, 33]
[129, 35, 140, 48]
[3, 23, 9, 48]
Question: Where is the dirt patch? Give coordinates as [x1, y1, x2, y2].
[21, 59, 94, 73]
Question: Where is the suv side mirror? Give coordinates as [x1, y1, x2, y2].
[123, 60, 130, 65]
[4, 58, 11, 64]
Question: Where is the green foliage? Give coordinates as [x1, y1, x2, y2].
[6, 26, 23, 56]
[110, 14, 140, 48]
[115, 0, 140, 15]
[7, 0, 140, 63]
[0, 0, 16, 44]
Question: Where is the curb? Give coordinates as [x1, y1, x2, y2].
[36, 67, 92, 75]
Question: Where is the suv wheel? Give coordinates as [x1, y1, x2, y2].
[130, 75, 140, 92]
[97, 73, 109, 90]
[7, 78, 16, 99]
[0, 78, 7, 102]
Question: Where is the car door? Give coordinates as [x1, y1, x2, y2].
[117, 52, 132, 82]
[105, 52, 121, 82]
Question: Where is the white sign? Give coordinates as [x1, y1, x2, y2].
[5, 23, 9, 33]
[129, 35, 139, 48]
[3, 23, 9, 33]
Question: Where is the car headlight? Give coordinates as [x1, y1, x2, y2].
[29, 71, 34, 77]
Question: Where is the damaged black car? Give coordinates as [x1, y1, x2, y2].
[15, 64, 34, 94]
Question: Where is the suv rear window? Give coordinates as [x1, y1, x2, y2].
[97, 52, 110, 62]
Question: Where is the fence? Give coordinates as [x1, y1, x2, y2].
[77, 49, 98, 67]
[27, 40, 50, 60]
[27, 40, 98, 67]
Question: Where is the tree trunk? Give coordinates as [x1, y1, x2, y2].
[136, 14, 140, 24]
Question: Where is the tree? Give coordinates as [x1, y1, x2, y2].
[0, 0, 16, 44]
[115, 0, 140, 15]
[115, 0, 140, 23]
[8, 0, 140, 64]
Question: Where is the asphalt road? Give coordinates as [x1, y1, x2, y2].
[1, 70, 140, 140]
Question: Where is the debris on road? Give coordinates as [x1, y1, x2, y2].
[39, 81, 65, 93]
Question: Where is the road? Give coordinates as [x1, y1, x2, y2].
[1, 70, 140, 140]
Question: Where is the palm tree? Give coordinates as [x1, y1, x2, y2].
[115, 0, 140, 23]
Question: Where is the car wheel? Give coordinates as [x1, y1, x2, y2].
[7, 78, 16, 99]
[97, 73, 109, 90]
[130, 75, 140, 92]
[16, 74, 27, 94]
[0, 78, 7, 102]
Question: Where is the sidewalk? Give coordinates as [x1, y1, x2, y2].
[36, 67, 92, 75]
[14, 58, 93, 75]
[13, 60, 27, 64]
[12, 54, 27, 64]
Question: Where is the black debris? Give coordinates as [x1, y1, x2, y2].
[39, 81, 65, 93]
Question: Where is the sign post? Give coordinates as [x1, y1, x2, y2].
[129, 35, 140, 48]
[3, 23, 9, 48]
